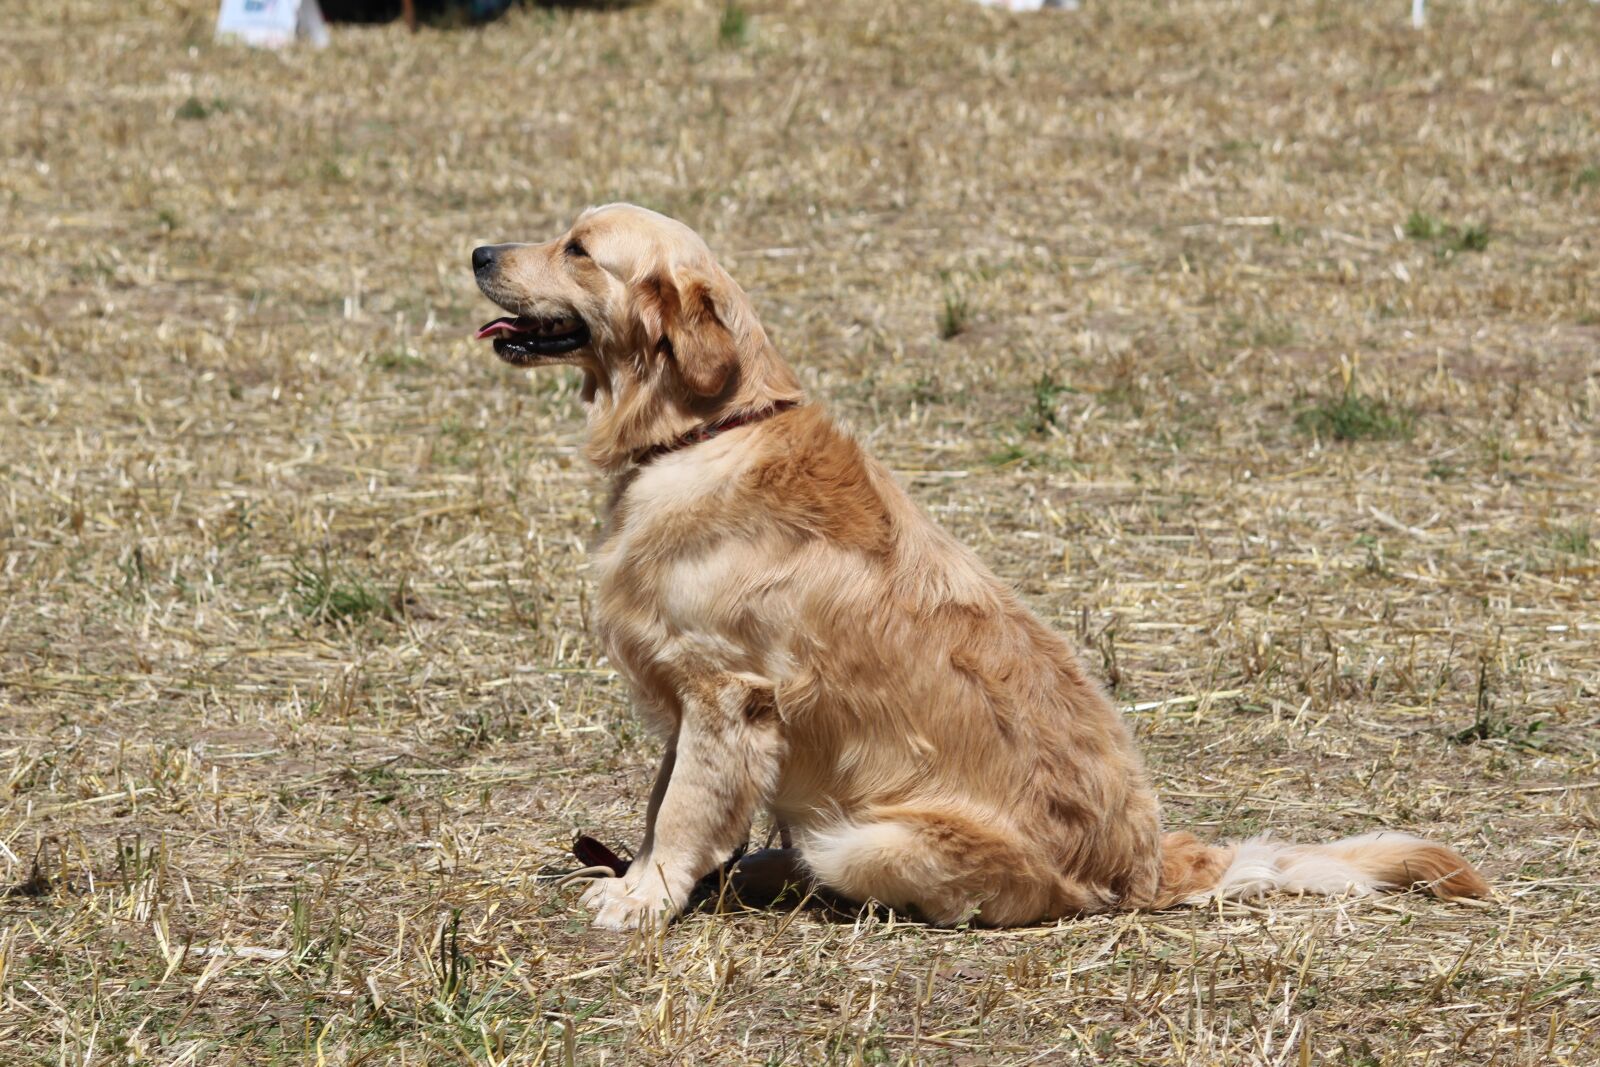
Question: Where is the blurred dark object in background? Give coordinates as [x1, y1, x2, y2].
[320, 0, 515, 23]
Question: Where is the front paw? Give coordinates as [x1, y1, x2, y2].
[591, 890, 673, 931]
[583, 874, 684, 931]
[579, 876, 629, 911]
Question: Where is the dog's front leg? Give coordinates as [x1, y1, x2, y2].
[587, 677, 778, 931]
[579, 740, 675, 911]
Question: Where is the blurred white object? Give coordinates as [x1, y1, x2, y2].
[1412, 0, 1600, 31]
[971, 0, 1081, 10]
[216, 0, 330, 48]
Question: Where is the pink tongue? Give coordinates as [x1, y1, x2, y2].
[475, 317, 522, 340]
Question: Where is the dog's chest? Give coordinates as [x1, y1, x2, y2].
[591, 445, 764, 690]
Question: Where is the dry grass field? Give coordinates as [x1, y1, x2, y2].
[4, 0, 1599, 1062]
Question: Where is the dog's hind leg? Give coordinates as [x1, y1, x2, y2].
[798, 805, 1107, 926]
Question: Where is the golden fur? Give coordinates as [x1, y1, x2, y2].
[472, 204, 1489, 930]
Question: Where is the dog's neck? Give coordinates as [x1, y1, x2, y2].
[628, 399, 800, 468]
[583, 340, 805, 473]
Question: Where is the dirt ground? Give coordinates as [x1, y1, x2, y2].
[3, 0, 1598, 1063]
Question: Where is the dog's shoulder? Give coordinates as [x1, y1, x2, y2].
[739, 404, 893, 555]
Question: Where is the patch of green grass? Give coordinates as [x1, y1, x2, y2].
[1295, 390, 1415, 442]
[1026, 372, 1073, 434]
[938, 291, 970, 340]
[1453, 711, 1544, 748]
[1403, 210, 1489, 254]
[982, 440, 1071, 471]
[1269, 220, 1308, 244]
[175, 95, 227, 121]
[1448, 222, 1490, 253]
[291, 558, 395, 624]
[374, 348, 426, 371]
[1352, 533, 1389, 576]
[718, 1, 749, 47]
[1573, 165, 1599, 190]
[908, 374, 943, 405]
[116, 544, 152, 595]
[1451, 655, 1545, 749]
[1548, 522, 1591, 557]
[985, 442, 1032, 467]
[1404, 210, 1443, 240]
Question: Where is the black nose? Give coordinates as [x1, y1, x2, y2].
[471, 245, 497, 274]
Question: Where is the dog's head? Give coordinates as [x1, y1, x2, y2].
[472, 204, 802, 469]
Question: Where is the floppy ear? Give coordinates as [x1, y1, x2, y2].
[630, 269, 740, 398]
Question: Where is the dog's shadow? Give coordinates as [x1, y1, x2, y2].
[684, 847, 872, 923]
[543, 838, 886, 926]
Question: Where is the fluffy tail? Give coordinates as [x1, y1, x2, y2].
[1151, 829, 1489, 909]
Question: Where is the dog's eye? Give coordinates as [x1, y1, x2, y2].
[565, 240, 589, 260]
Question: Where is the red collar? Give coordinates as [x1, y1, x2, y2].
[633, 400, 800, 466]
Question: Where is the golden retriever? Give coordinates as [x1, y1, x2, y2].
[471, 204, 1488, 930]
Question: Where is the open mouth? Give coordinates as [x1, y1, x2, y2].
[475, 315, 591, 365]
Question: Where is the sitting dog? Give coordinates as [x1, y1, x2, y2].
[471, 204, 1488, 930]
